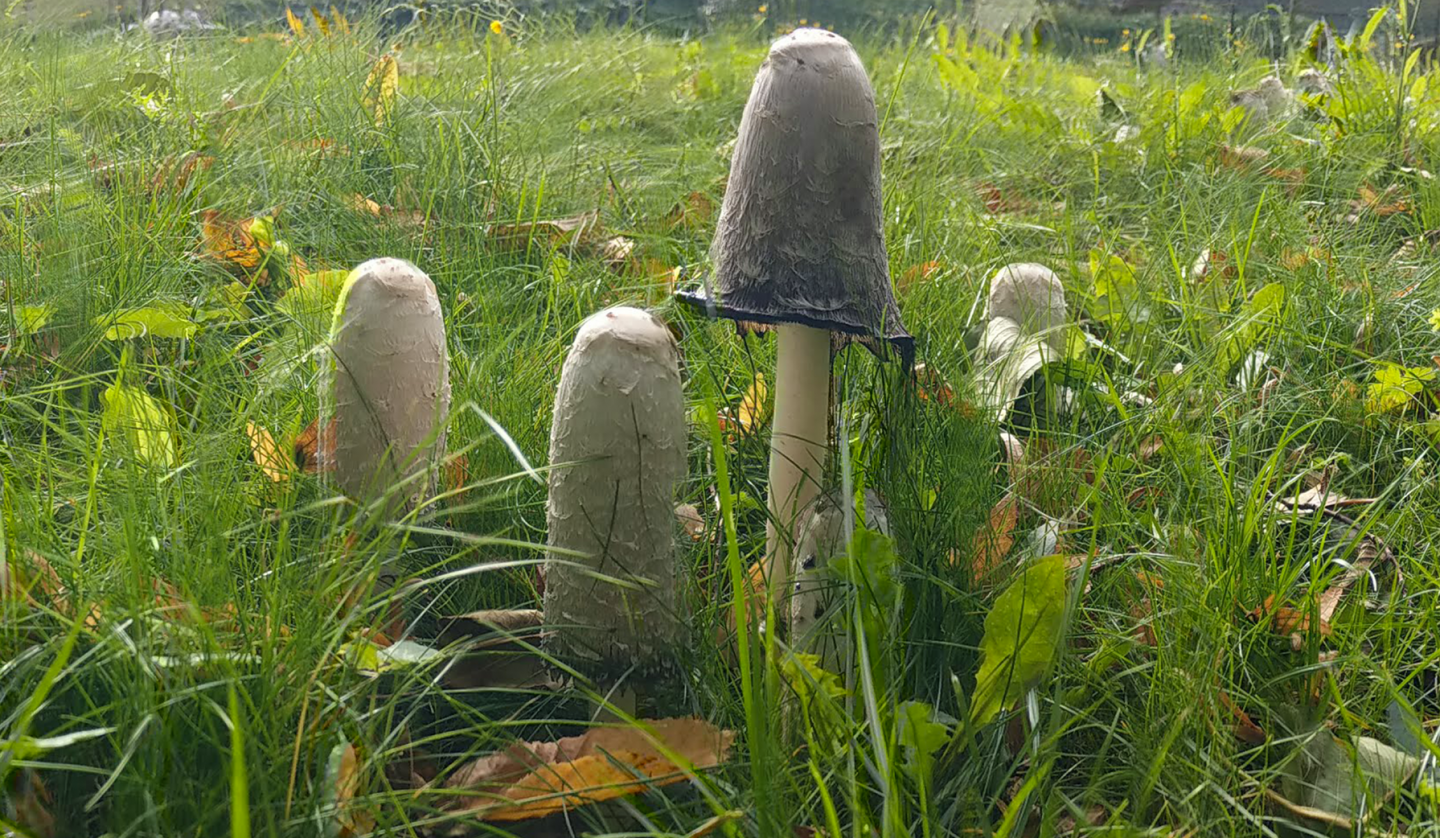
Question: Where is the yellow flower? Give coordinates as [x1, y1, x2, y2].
[1120, 42, 1131, 52]
[490, 20, 502, 35]
[1199, 13, 1210, 21]
[1122, 29, 1130, 35]
[799, 18, 807, 25]
[758, 3, 767, 12]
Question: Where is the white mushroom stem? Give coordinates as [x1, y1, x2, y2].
[765, 323, 831, 606]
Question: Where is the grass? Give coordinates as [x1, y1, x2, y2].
[2, 5, 1440, 836]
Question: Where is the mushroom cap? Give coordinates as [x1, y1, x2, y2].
[322, 257, 450, 516]
[677, 28, 911, 364]
[984, 263, 1068, 351]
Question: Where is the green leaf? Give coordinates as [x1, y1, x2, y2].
[935, 21, 949, 54]
[1358, 6, 1389, 51]
[1216, 282, 1286, 374]
[781, 651, 847, 702]
[970, 555, 1067, 727]
[278, 268, 349, 339]
[1365, 363, 1434, 414]
[899, 701, 951, 787]
[6, 303, 55, 335]
[96, 302, 199, 340]
[197, 281, 253, 323]
[101, 382, 179, 469]
[1088, 250, 1149, 331]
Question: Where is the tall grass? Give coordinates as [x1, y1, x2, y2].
[1, 6, 1438, 836]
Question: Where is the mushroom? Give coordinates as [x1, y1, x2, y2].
[1296, 68, 1333, 97]
[975, 263, 1068, 423]
[321, 257, 450, 518]
[1230, 75, 1293, 128]
[789, 488, 891, 673]
[543, 306, 687, 711]
[678, 28, 911, 607]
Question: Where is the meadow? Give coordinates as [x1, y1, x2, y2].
[2, 5, 1439, 836]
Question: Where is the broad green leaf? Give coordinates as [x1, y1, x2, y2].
[96, 302, 199, 340]
[101, 382, 179, 469]
[1366, 363, 1434, 414]
[197, 281, 253, 323]
[899, 701, 951, 787]
[278, 269, 349, 337]
[1215, 282, 1285, 375]
[6, 303, 54, 335]
[1088, 250, 1149, 332]
[781, 652, 847, 702]
[970, 554, 1066, 726]
[1358, 6, 1389, 52]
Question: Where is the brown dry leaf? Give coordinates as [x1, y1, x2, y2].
[674, 503, 704, 542]
[912, 363, 954, 405]
[1218, 690, 1266, 745]
[597, 236, 638, 274]
[346, 193, 425, 228]
[962, 493, 1018, 577]
[149, 152, 213, 197]
[1249, 594, 1331, 650]
[1218, 144, 1270, 169]
[489, 210, 600, 251]
[443, 452, 469, 499]
[1347, 183, 1412, 222]
[664, 191, 715, 230]
[247, 422, 295, 483]
[1136, 435, 1164, 462]
[331, 742, 375, 837]
[5, 768, 56, 838]
[898, 261, 943, 295]
[974, 182, 1034, 215]
[1188, 249, 1234, 283]
[443, 718, 735, 821]
[292, 417, 336, 474]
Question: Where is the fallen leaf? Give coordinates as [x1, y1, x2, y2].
[597, 236, 637, 273]
[718, 372, 767, 435]
[1218, 143, 1270, 168]
[443, 452, 469, 498]
[1218, 690, 1267, 745]
[201, 210, 264, 274]
[1347, 183, 1411, 222]
[324, 741, 374, 837]
[443, 718, 735, 821]
[247, 422, 295, 482]
[488, 210, 600, 251]
[292, 417, 336, 473]
[962, 493, 1019, 578]
[974, 182, 1034, 214]
[1136, 435, 1164, 462]
[4, 768, 55, 838]
[363, 53, 400, 126]
[898, 261, 943, 295]
[664, 191, 715, 230]
[1249, 594, 1331, 650]
[436, 609, 555, 690]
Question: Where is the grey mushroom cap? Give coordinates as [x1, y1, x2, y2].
[676, 28, 912, 364]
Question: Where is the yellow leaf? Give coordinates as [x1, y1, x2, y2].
[444, 718, 734, 822]
[246, 422, 295, 482]
[285, 7, 305, 37]
[102, 382, 179, 470]
[363, 54, 400, 126]
[309, 5, 330, 36]
[719, 372, 767, 434]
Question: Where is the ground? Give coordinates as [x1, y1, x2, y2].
[1, 7, 1438, 837]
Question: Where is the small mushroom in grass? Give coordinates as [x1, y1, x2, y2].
[1230, 76, 1293, 128]
[678, 28, 911, 609]
[975, 263, 1068, 423]
[790, 489, 891, 673]
[321, 257, 450, 518]
[543, 306, 687, 710]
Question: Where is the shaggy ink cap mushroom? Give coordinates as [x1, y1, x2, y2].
[543, 306, 688, 702]
[321, 257, 450, 519]
[677, 27, 913, 363]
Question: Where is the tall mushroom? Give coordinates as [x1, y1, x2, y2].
[321, 257, 450, 518]
[678, 28, 911, 606]
[790, 489, 891, 673]
[544, 306, 687, 709]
